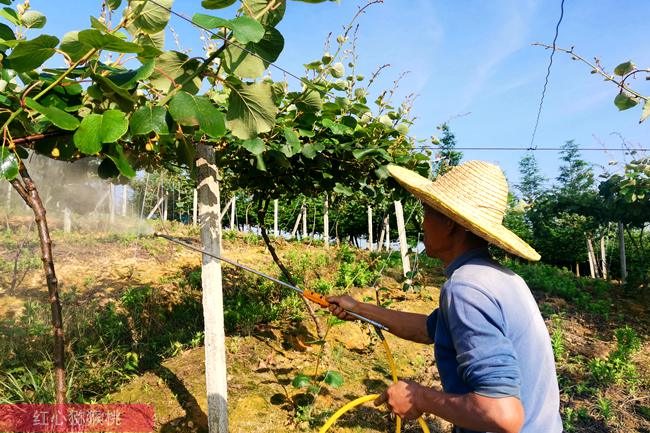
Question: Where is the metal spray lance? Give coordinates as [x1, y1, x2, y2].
[154, 232, 389, 331]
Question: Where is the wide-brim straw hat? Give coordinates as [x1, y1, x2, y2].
[388, 161, 540, 261]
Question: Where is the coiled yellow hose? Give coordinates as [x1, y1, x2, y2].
[317, 332, 431, 433]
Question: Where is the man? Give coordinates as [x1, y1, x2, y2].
[327, 161, 562, 433]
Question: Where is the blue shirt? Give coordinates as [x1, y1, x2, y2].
[426, 248, 562, 433]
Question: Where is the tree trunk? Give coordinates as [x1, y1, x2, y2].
[323, 195, 329, 247]
[109, 184, 115, 225]
[121, 185, 128, 217]
[600, 235, 608, 280]
[301, 202, 307, 238]
[63, 208, 72, 234]
[5, 182, 11, 210]
[575, 262, 580, 277]
[586, 238, 597, 279]
[139, 173, 150, 220]
[162, 192, 168, 221]
[394, 201, 411, 282]
[618, 222, 627, 283]
[291, 210, 301, 239]
[273, 199, 278, 237]
[147, 196, 165, 219]
[367, 206, 373, 252]
[10, 163, 66, 403]
[384, 215, 390, 251]
[193, 188, 198, 226]
[230, 195, 236, 231]
[196, 143, 228, 433]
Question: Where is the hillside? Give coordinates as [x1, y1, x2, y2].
[1, 221, 649, 432]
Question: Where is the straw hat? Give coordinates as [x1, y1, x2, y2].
[388, 161, 540, 261]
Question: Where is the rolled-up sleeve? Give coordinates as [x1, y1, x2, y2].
[442, 282, 521, 398]
[426, 308, 439, 343]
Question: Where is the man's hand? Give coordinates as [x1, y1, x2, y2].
[374, 380, 424, 420]
[326, 295, 360, 321]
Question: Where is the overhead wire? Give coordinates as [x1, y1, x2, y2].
[528, 0, 566, 151]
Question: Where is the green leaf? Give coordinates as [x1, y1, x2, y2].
[614, 93, 638, 111]
[322, 118, 352, 135]
[613, 61, 635, 76]
[150, 50, 202, 94]
[60, 31, 92, 62]
[78, 29, 143, 53]
[353, 148, 390, 160]
[640, 99, 650, 124]
[130, 105, 168, 135]
[0, 22, 14, 41]
[169, 91, 225, 138]
[107, 144, 136, 178]
[242, 0, 286, 27]
[242, 138, 265, 155]
[226, 80, 278, 139]
[221, 27, 284, 79]
[107, 0, 123, 11]
[291, 374, 311, 388]
[201, 0, 237, 9]
[73, 110, 129, 154]
[296, 88, 322, 112]
[21, 10, 46, 29]
[129, 0, 173, 34]
[301, 143, 319, 159]
[0, 147, 18, 180]
[90, 16, 110, 32]
[25, 98, 80, 131]
[333, 182, 353, 196]
[109, 60, 155, 88]
[5, 34, 59, 72]
[230, 16, 265, 44]
[192, 13, 230, 30]
[98, 157, 120, 179]
[0, 7, 19, 25]
[323, 370, 343, 388]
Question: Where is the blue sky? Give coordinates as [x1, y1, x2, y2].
[33, 0, 649, 189]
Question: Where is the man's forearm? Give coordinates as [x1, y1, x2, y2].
[416, 387, 524, 433]
[353, 303, 432, 344]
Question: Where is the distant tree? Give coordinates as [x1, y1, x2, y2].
[556, 140, 595, 193]
[431, 123, 462, 178]
[516, 152, 546, 204]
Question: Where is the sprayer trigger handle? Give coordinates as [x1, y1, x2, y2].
[303, 290, 330, 307]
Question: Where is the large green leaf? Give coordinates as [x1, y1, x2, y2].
[149, 50, 202, 94]
[201, 0, 237, 8]
[25, 98, 80, 131]
[129, 0, 173, 34]
[0, 7, 19, 25]
[0, 22, 14, 40]
[21, 10, 46, 29]
[226, 80, 277, 139]
[193, 14, 264, 44]
[106, 144, 136, 178]
[134, 30, 165, 59]
[241, 138, 265, 155]
[109, 60, 155, 88]
[242, 0, 286, 27]
[78, 29, 143, 53]
[296, 88, 322, 112]
[221, 26, 284, 79]
[614, 93, 638, 111]
[0, 147, 18, 180]
[130, 105, 169, 135]
[323, 370, 343, 388]
[5, 35, 59, 72]
[291, 374, 310, 388]
[169, 91, 225, 138]
[73, 110, 129, 154]
[60, 31, 92, 62]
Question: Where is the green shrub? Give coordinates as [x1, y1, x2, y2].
[588, 326, 641, 387]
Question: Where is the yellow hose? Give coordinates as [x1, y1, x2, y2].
[318, 333, 431, 433]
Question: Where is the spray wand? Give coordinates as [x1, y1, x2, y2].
[154, 232, 388, 331]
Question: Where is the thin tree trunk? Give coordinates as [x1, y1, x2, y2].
[575, 262, 580, 277]
[219, 197, 235, 224]
[618, 222, 627, 283]
[600, 235, 608, 280]
[367, 206, 373, 252]
[586, 238, 597, 279]
[6, 182, 11, 210]
[63, 208, 72, 233]
[273, 199, 278, 237]
[147, 196, 165, 219]
[384, 215, 390, 251]
[10, 162, 66, 403]
[257, 197, 325, 338]
[193, 188, 198, 226]
[323, 195, 329, 247]
[394, 200, 411, 282]
[230, 195, 236, 231]
[291, 211, 301, 239]
[162, 192, 168, 221]
[196, 143, 228, 433]
[139, 173, 150, 220]
[121, 184, 128, 217]
[301, 202, 307, 238]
